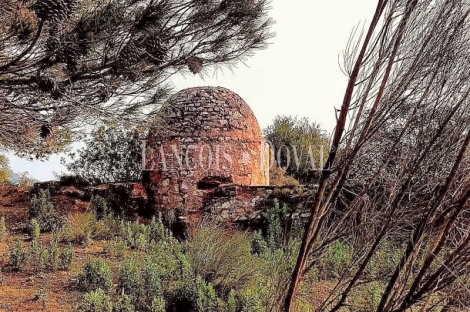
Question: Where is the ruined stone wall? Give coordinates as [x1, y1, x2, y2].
[144, 87, 270, 219]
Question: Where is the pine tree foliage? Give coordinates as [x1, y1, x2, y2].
[0, 0, 274, 155]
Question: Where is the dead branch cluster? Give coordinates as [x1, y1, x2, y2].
[286, 1, 470, 311]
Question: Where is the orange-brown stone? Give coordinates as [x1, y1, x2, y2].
[143, 86, 270, 220]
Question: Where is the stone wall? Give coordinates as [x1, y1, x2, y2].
[32, 179, 315, 226]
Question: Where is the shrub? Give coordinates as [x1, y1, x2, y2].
[119, 220, 150, 250]
[77, 258, 112, 293]
[266, 200, 288, 251]
[34, 243, 49, 273]
[29, 190, 61, 232]
[135, 232, 149, 251]
[140, 258, 164, 310]
[187, 224, 257, 294]
[103, 238, 126, 258]
[321, 240, 352, 279]
[29, 218, 40, 242]
[0, 216, 6, 242]
[48, 234, 59, 271]
[149, 214, 167, 243]
[78, 289, 113, 312]
[263, 115, 329, 183]
[113, 290, 135, 312]
[227, 289, 237, 312]
[269, 166, 300, 187]
[116, 258, 141, 300]
[151, 296, 166, 312]
[115, 256, 171, 311]
[10, 238, 26, 271]
[196, 275, 219, 312]
[65, 213, 96, 245]
[89, 196, 109, 220]
[59, 243, 74, 270]
[251, 230, 268, 256]
[93, 214, 118, 240]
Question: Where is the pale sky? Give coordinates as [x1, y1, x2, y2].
[7, 0, 376, 181]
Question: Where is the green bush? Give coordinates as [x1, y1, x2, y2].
[103, 238, 126, 258]
[321, 240, 351, 279]
[89, 196, 109, 220]
[59, 243, 74, 270]
[29, 218, 41, 242]
[113, 290, 134, 312]
[0, 216, 6, 242]
[35, 243, 49, 273]
[48, 234, 59, 271]
[227, 289, 237, 312]
[10, 238, 26, 271]
[29, 239, 50, 273]
[116, 258, 141, 300]
[149, 214, 169, 243]
[267, 200, 288, 251]
[93, 214, 118, 240]
[78, 258, 112, 293]
[263, 115, 329, 183]
[115, 256, 167, 311]
[151, 296, 166, 312]
[29, 190, 61, 232]
[119, 220, 150, 250]
[140, 258, 165, 310]
[196, 275, 219, 312]
[78, 288, 113, 312]
[251, 230, 268, 256]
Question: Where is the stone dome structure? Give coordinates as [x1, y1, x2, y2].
[143, 86, 270, 217]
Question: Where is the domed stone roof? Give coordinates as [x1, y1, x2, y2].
[156, 86, 262, 140]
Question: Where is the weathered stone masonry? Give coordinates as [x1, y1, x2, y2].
[143, 86, 271, 222]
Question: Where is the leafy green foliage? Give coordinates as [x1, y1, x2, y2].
[59, 243, 74, 270]
[227, 289, 237, 312]
[63, 126, 143, 184]
[29, 218, 40, 242]
[78, 258, 112, 293]
[78, 289, 113, 312]
[48, 234, 59, 271]
[29, 190, 61, 232]
[196, 275, 219, 311]
[33, 243, 49, 273]
[251, 230, 268, 256]
[114, 290, 135, 312]
[64, 212, 96, 245]
[10, 238, 26, 271]
[267, 200, 288, 251]
[264, 115, 329, 183]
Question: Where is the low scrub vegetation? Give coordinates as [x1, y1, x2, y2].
[2, 184, 465, 311]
